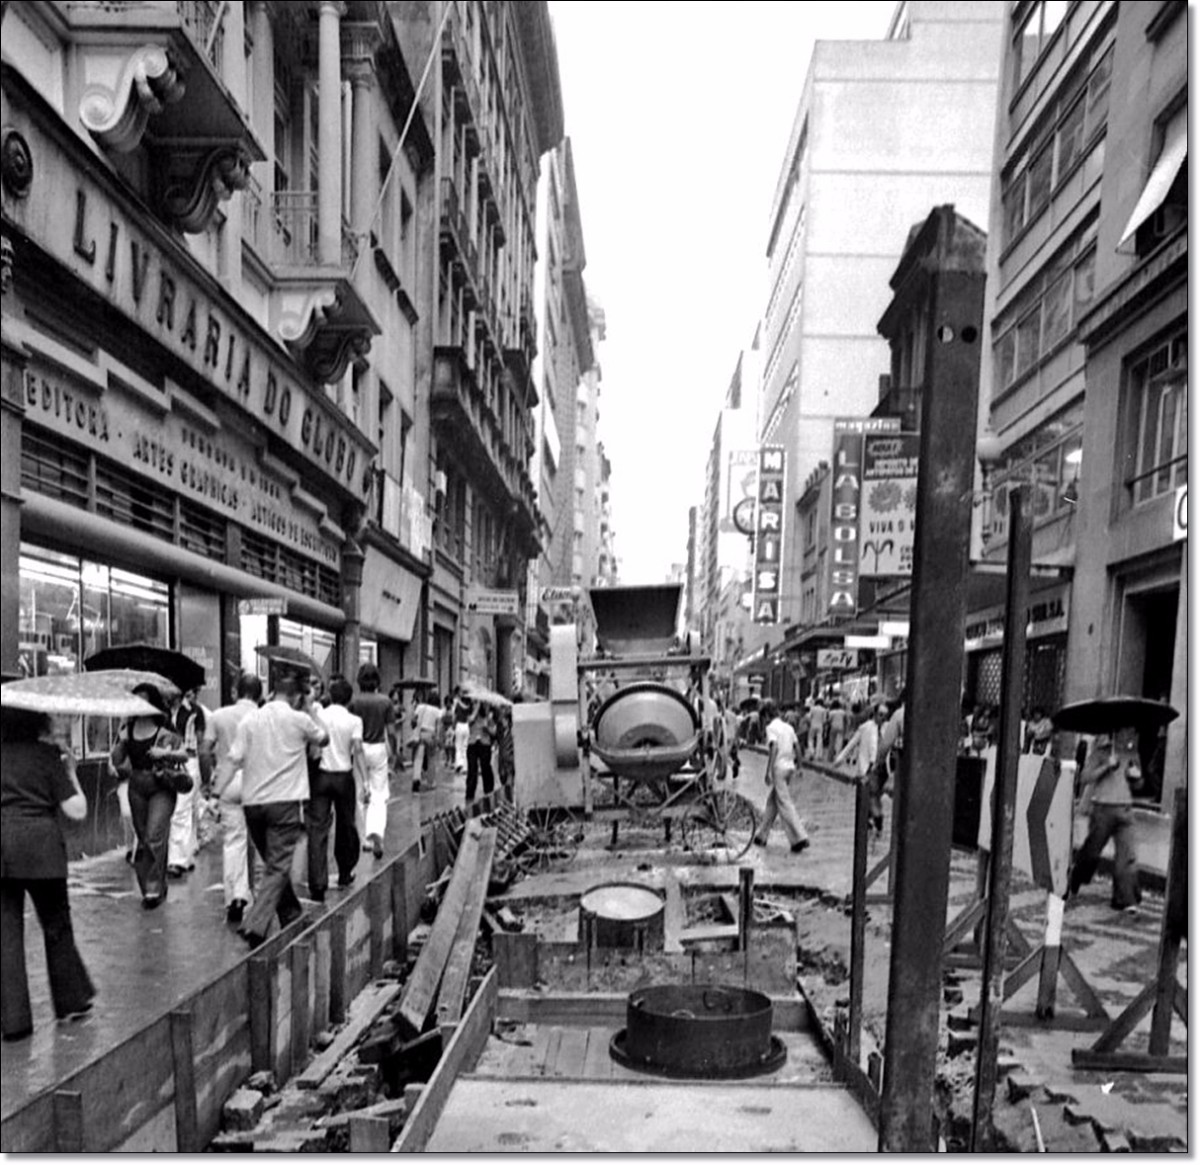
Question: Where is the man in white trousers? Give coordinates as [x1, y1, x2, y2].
[349, 664, 396, 859]
[168, 686, 208, 876]
[202, 672, 262, 925]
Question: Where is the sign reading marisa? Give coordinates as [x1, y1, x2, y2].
[4, 102, 374, 500]
[752, 445, 786, 624]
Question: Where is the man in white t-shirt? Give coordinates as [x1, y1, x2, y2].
[308, 677, 366, 901]
[753, 700, 810, 853]
[411, 696, 444, 792]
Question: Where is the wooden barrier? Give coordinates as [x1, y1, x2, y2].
[0, 824, 447, 1153]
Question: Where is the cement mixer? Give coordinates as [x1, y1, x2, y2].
[512, 584, 757, 861]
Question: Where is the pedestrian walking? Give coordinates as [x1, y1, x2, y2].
[807, 699, 828, 761]
[308, 678, 365, 901]
[441, 694, 457, 767]
[828, 699, 850, 760]
[411, 693, 443, 792]
[452, 689, 471, 772]
[110, 684, 190, 908]
[1068, 727, 1143, 911]
[752, 699, 809, 853]
[220, 673, 328, 949]
[1, 708, 95, 1041]
[465, 699, 496, 804]
[496, 705, 515, 790]
[201, 672, 262, 925]
[167, 685, 207, 878]
[836, 701, 890, 834]
[349, 664, 395, 860]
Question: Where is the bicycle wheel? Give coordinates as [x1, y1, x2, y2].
[681, 789, 758, 862]
[514, 805, 583, 875]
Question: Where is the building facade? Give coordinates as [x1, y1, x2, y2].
[755, 0, 1003, 641]
[393, 0, 562, 698]
[976, 0, 1186, 804]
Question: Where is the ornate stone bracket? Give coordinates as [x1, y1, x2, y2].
[270, 285, 342, 350]
[79, 44, 185, 154]
[159, 144, 254, 234]
[306, 327, 373, 385]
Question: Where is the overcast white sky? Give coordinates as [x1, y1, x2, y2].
[549, 1, 899, 583]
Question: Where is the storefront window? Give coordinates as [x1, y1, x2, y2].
[18, 545, 171, 756]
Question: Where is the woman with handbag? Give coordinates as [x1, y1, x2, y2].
[110, 684, 189, 909]
[1, 707, 95, 1040]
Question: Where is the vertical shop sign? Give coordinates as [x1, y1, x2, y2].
[860, 432, 921, 576]
[828, 422, 865, 616]
[752, 446, 786, 624]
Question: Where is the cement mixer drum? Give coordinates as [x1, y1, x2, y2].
[590, 682, 700, 782]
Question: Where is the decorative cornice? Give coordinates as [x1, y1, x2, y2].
[159, 143, 253, 233]
[78, 44, 185, 153]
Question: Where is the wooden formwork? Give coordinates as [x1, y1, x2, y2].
[0, 828, 444, 1152]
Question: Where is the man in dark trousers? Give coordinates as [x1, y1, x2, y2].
[220, 673, 328, 949]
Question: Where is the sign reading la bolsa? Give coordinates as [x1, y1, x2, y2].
[5, 105, 373, 500]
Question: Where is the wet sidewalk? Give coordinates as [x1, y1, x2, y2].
[0, 761, 472, 1123]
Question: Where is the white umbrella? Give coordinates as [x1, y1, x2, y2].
[0, 671, 175, 718]
[461, 683, 512, 709]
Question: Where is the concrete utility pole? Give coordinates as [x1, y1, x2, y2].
[875, 208, 985, 1151]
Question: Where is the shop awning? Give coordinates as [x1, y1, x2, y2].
[1118, 106, 1187, 251]
[360, 547, 422, 642]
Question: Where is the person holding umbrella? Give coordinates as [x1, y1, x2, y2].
[110, 684, 190, 909]
[1, 707, 95, 1040]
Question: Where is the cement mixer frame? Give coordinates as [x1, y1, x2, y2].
[511, 584, 758, 864]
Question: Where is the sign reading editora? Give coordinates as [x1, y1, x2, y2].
[752, 446, 786, 624]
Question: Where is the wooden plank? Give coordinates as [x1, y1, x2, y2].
[391, 859, 410, 961]
[1071, 1050, 1187, 1074]
[53, 1091, 83, 1153]
[719, 892, 740, 925]
[497, 991, 629, 1026]
[553, 1026, 590, 1078]
[679, 923, 740, 945]
[493, 931, 538, 988]
[539, 1027, 564, 1077]
[248, 955, 274, 1072]
[290, 940, 311, 1075]
[369, 877, 387, 977]
[328, 913, 348, 1026]
[169, 1010, 199, 1152]
[397, 823, 483, 1041]
[395, 966, 499, 1152]
[436, 828, 498, 1028]
[349, 1114, 392, 1152]
[662, 870, 685, 954]
[312, 928, 331, 1036]
[294, 981, 403, 1090]
[583, 1026, 614, 1079]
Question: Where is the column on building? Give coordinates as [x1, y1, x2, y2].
[317, 0, 345, 265]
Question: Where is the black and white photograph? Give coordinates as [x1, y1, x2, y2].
[0, 0, 1189, 1153]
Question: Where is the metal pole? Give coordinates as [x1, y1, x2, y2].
[848, 779, 870, 1066]
[877, 242, 981, 1150]
[969, 484, 1033, 1151]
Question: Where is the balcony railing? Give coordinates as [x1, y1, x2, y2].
[242, 171, 264, 252]
[268, 192, 359, 269]
[178, 0, 224, 68]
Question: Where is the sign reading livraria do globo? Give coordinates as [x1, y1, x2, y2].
[752, 446, 786, 624]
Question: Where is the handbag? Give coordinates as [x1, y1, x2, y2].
[154, 761, 194, 795]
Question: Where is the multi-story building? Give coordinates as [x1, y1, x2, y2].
[1, 0, 442, 851]
[393, 0, 562, 697]
[525, 134, 596, 691]
[755, 1, 1003, 640]
[977, 0, 1186, 805]
[594, 439, 618, 587]
[697, 343, 758, 689]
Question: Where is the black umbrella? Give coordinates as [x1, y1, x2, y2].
[255, 643, 323, 677]
[1052, 696, 1179, 736]
[395, 675, 438, 690]
[85, 644, 205, 692]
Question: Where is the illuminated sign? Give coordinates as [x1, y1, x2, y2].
[827, 422, 863, 616]
[752, 446, 786, 624]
